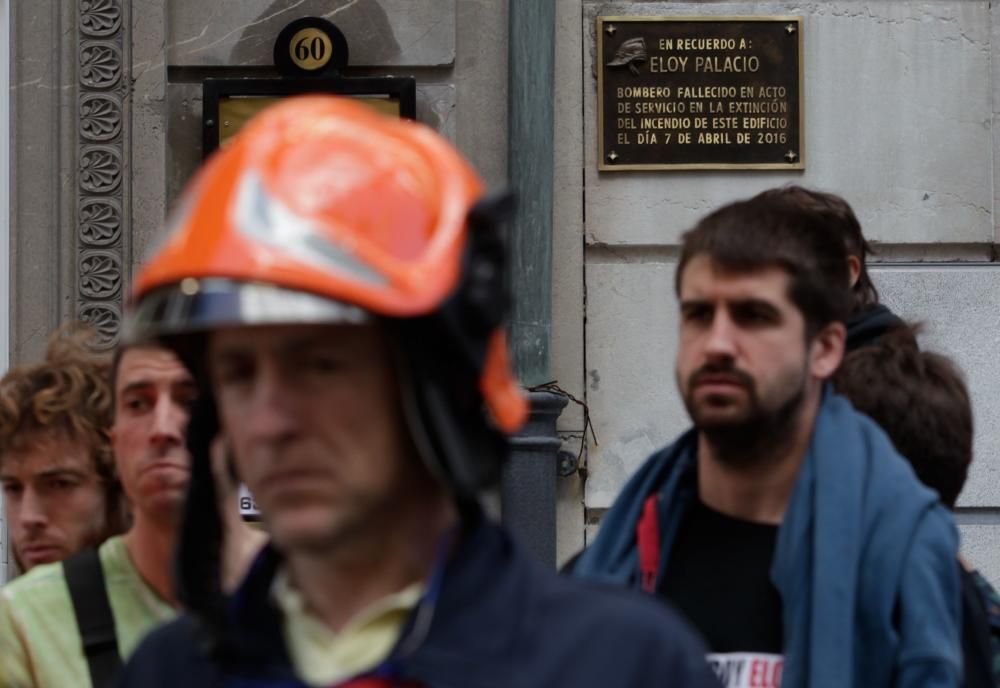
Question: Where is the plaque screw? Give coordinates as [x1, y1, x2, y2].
[607, 151, 619, 162]
[205, 119, 215, 127]
[785, 23, 797, 34]
[606, 24, 617, 35]
[784, 150, 798, 163]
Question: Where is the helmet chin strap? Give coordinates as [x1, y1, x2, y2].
[388, 318, 506, 500]
[175, 385, 228, 658]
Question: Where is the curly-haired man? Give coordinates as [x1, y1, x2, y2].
[0, 328, 127, 572]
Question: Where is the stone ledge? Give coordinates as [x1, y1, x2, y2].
[169, 0, 456, 68]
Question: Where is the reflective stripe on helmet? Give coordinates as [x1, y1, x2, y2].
[233, 170, 388, 288]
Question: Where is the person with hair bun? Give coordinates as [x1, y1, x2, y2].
[753, 185, 911, 351]
[834, 328, 999, 688]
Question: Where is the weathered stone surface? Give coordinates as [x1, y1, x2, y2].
[583, 2, 992, 246]
[10, 0, 77, 365]
[554, 0, 588, 564]
[168, 0, 455, 67]
[131, 0, 169, 282]
[873, 266, 1000, 508]
[992, 0, 1000, 243]
[417, 83, 457, 141]
[165, 84, 202, 209]
[583, 261, 687, 508]
[553, 0, 586, 432]
[557, 467, 585, 566]
[959, 524, 1000, 589]
[453, 0, 508, 189]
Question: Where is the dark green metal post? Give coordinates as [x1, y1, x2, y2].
[502, 0, 562, 567]
[507, 1, 554, 383]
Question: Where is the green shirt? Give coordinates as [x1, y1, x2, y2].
[0, 535, 175, 688]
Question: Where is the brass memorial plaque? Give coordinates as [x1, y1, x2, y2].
[598, 16, 804, 171]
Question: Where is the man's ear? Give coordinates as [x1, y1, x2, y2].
[846, 255, 862, 289]
[809, 321, 846, 380]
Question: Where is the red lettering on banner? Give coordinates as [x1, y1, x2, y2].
[707, 652, 783, 687]
[748, 658, 782, 687]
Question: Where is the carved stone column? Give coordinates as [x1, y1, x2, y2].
[77, 0, 130, 349]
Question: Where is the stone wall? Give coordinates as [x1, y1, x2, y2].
[161, 0, 507, 259]
[552, 0, 1000, 583]
[8, 0, 506, 366]
[3, 0, 507, 583]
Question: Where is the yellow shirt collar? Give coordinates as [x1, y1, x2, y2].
[271, 568, 424, 687]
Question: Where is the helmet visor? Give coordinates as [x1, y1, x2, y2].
[124, 278, 371, 345]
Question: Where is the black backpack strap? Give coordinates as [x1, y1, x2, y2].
[63, 548, 123, 688]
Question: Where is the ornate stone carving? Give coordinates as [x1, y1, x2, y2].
[79, 250, 122, 299]
[80, 41, 122, 89]
[76, 0, 127, 347]
[80, 94, 122, 142]
[78, 303, 121, 350]
[80, 0, 123, 38]
[79, 197, 122, 247]
[79, 145, 122, 193]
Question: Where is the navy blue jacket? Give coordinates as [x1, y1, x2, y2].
[118, 516, 720, 687]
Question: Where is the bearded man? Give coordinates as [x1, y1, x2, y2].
[573, 192, 962, 688]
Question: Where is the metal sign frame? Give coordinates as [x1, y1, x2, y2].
[202, 76, 417, 158]
[597, 15, 805, 172]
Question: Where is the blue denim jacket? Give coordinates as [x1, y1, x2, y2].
[575, 388, 961, 688]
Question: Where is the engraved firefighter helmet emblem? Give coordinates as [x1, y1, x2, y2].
[606, 37, 647, 76]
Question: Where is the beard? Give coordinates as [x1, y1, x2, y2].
[679, 360, 808, 468]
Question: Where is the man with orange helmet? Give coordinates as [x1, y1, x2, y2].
[116, 96, 719, 688]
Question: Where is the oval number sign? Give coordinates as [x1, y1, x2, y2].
[290, 27, 333, 71]
[273, 17, 349, 77]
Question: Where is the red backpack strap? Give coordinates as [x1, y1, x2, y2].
[637, 494, 661, 594]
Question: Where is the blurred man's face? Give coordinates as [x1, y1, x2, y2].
[111, 347, 196, 524]
[209, 323, 420, 554]
[1, 433, 108, 570]
[675, 256, 813, 460]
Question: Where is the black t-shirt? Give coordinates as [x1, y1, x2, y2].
[659, 499, 784, 687]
